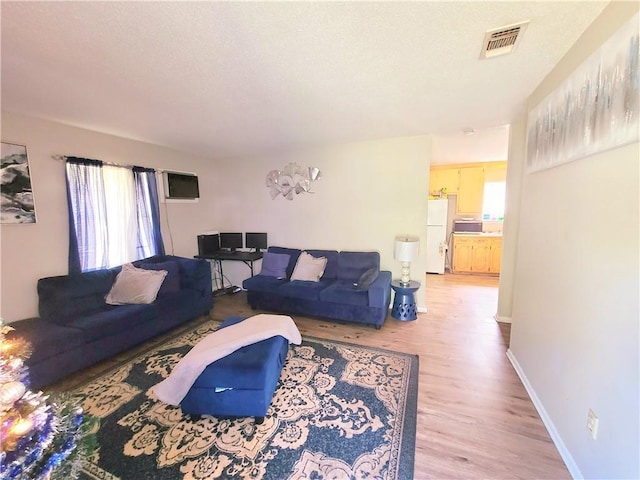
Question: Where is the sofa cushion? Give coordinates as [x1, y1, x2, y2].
[306, 250, 339, 279]
[337, 251, 380, 282]
[318, 280, 369, 307]
[290, 251, 328, 282]
[138, 261, 181, 296]
[353, 267, 379, 291]
[131, 255, 212, 299]
[7, 317, 85, 364]
[38, 269, 117, 323]
[242, 275, 288, 293]
[105, 263, 167, 305]
[267, 247, 302, 279]
[65, 304, 157, 342]
[278, 279, 334, 301]
[153, 290, 207, 323]
[259, 251, 290, 278]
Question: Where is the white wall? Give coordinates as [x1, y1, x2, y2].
[495, 111, 527, 323]
[206, 136, 431, 306]
[1, 112, 431, 321]
[509, 3, 639, 479]
[0, 112, 216, 322]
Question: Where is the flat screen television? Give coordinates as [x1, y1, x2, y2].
[163, 171, 200, 199]
[245, 232, 268, 251]
[219, 232, 243, 251]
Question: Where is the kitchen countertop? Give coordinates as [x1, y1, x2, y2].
[452, 232, 503, 237]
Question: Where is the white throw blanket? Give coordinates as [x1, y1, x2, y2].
[152, 314, 302, 406]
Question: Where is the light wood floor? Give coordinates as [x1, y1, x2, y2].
[51, 273, 570, 479]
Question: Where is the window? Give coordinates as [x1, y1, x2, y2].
[65, 158, 164, 273]
[482, 181, 506, 221]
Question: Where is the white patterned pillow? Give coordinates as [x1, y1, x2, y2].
[290, 251, 328, 282]
[105, 263, 168, 305]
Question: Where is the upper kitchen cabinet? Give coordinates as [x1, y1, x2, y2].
[457, 166, 484, 214]
[429, 167, 459, 196]
[429, 161, 507, 215]
[484, 163, 507, 184]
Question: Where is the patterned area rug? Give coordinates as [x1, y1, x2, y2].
[71, 319, 418, 480]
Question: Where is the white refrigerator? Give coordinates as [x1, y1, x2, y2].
[426, 199, 448, 274]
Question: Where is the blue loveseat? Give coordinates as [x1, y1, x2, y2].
[8, 255, 213, 389]
[242, 247, 391, 328]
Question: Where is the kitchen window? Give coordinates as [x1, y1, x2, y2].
[482, 181, 506, 221]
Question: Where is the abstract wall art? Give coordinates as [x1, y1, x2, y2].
[266, 162, 322, 200]
[527, 12, 639, 173]
[1, 142, 37, 224]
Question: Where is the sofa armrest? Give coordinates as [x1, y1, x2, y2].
[367, 270, 391, 308]
[174, 257, 212, 298]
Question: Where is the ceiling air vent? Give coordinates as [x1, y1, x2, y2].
[480, 20, 529, 59]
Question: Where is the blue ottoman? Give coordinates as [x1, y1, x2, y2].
[180, 316, 290, 423]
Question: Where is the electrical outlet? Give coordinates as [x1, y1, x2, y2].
[587, 409, 599, 440]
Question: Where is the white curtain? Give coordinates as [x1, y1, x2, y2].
[102, 165, 138, 267]
[66, 159, 164, 272]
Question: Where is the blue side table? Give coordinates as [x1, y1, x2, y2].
[391, 280, 420, 321]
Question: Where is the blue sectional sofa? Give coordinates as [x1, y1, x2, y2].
[8, 255, 213, 389]
[242, 247, 391, 328]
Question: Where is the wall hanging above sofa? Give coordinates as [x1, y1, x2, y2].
[266, 162, 321, 200]
[1, 142, 36, 224]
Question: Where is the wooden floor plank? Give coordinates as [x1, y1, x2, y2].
[50, 273, 570, 479]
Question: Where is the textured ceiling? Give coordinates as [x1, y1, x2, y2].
[1, 1, 609, 161]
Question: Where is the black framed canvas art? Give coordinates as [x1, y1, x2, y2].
[1, 142, 36, 224]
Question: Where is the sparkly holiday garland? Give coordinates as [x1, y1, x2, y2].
[0, 320, 99, 480]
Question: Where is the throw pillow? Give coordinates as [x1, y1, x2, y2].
[260, 251, 290, 278]
[353, 267, 379, 291]
[290, 251, 328, 282]
[138, 261, 181, 296]
[105, 263, 168, 305]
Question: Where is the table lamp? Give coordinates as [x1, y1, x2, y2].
[394, 235, 419, 285]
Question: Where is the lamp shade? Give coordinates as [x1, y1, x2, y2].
[393, 235, 419, 262]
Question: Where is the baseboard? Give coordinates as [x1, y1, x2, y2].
[506, 349, 582, 479]
[494, 314, 512, 323]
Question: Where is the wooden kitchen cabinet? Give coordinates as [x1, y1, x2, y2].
[452, 236, 473, 273]
[456, 166, 484, 214]
[453, 235, 502, 274]
[488, 237, 502, 273]
[429, 167, 459, 195]
[470, 238, 491, 272]
[484, 163, 507, 183]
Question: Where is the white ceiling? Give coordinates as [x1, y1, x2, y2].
[1, 1, 608, 163]
[432, 124, 511, 165]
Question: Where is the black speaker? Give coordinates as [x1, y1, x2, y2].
[197, 234, 220, 256]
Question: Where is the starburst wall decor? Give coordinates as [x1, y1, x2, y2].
[266, 162, 322, 200]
